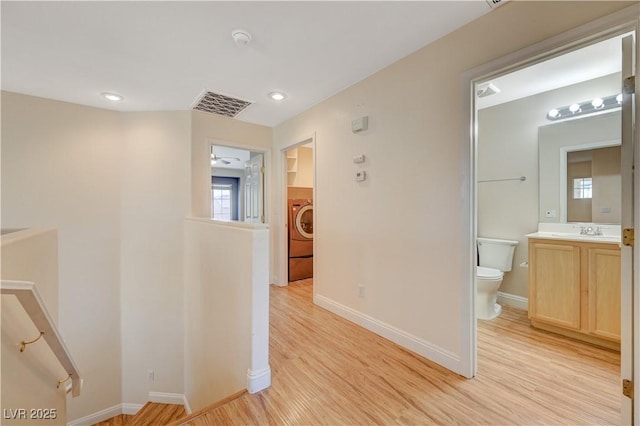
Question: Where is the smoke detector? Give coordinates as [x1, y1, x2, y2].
[232, 29, 252, 47]
[476, 83, 501, 98]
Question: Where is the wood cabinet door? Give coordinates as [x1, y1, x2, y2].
[587, 247, 621, 342]
[529, 241, 581, 330]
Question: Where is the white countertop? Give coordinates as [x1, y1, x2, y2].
[526, 223, 621, 244]
[525, 231, 620, 244]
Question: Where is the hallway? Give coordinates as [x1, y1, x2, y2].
[183, 279, 619, 425]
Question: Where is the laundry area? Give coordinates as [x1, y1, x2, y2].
[286, 144, 314, 282]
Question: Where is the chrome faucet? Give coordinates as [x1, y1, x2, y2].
[580, 225, 602, 236]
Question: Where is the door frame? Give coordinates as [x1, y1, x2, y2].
[277, 133, 316, 287]
[461, 4, 639, 422]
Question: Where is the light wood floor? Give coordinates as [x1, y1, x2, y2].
[93, 402, 185, 426]
[181, 279, 620, 425]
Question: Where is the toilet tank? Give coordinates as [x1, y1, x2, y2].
[477, 237, 519, 272]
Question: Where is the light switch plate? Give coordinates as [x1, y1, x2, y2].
[352, 116, 369, 133]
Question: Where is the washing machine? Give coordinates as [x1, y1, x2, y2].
[288, 199, 313, 281]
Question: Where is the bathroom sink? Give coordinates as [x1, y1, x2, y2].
[550, 233, 609, 238]
[526, 231, 620, 243]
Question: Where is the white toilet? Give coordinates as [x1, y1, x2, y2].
[476, 237, 519, 320]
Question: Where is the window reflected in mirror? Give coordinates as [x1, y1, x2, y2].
[566, 146, 620, 223]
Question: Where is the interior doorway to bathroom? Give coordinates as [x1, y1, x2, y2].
[282, 137, 315, 289]
[468, 17, 637, 423]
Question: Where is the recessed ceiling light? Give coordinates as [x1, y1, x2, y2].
[268, 91, 287, 101]
[102, 92, 123, 102]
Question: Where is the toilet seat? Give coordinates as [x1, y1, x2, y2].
[476, 266, 503, 280]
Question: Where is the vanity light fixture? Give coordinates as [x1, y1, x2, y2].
[548, 108, 560, 119]
[268, 91, 287, 101]
[546, 93, 622, 121]
[101, 92, 123, 102]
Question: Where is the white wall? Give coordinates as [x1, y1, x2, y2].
[1, 93, 193, 420]
[287, 147, 313, 188]
[1, 228, 60, 320]
[119, 112, 191, 405]
[1, 92, 123, 420]
[478, 73, 620, 298]
[183, 219, 270, 412]
[272, 1, 632, 372]
[1, 229, 67, 425]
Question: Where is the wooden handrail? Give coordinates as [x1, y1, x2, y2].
[1, 280, 82, 397]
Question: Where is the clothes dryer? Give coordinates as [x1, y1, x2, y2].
[288, 199, 313, 280]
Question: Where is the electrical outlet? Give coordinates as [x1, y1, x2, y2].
[148, 369, 155, 381]
[358, 284, 365, 298]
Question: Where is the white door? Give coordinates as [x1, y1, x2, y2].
[244, 153, 265, 223]
[620, 32, 637, 425]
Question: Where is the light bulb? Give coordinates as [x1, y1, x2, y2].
[591, 98, 604, 108]
[617, 93, 623, 104]
[569, 103, 581, 113]
[548, 108, 560, 119]
[268, 92, 287, 101]
[102, 92, 123, 102]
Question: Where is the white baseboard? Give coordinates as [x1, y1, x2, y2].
[247, 366, 272, 394]
[148, 392, 191, 414]
[121, 403, 144, 415]
[67, 403, 143, 426]
[313, 294, 462, 374]
[67, 393, 191, 426]
[497, 291, 528, 311]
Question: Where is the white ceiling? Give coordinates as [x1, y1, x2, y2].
[212, 145, 251, 170]
[1, 1, 496, 127]
[476, 34, 627, 109]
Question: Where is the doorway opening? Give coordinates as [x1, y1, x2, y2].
[468, 23, 637, 423]
[210, 143, 266, 223]
[282, 137, 315, 287]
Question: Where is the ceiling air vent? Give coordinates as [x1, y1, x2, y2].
[485, 0, 509, 8]
[193, 91, 252, 118]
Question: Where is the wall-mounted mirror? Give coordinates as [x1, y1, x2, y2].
[538, 111, 621, 224]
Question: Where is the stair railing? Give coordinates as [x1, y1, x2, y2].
[1, 280, 82, 396]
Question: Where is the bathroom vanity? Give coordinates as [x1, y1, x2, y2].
[526, 229, 621, 351]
